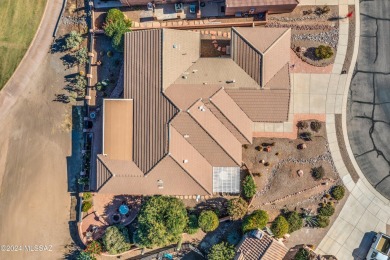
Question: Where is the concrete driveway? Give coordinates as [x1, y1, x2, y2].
[347, 0, 390, 199]
[0, 0, 79, 259]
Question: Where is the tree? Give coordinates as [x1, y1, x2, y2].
[207, 242, 235, 260]
[74, 47, 88, 65]
[331, 185, 345, 200]
[184, 214, 199, 235]
[318, 203, 335, 217]
[83, 192, 93, 201]
[227, 198, 248, 220]
[85, 240, 102, 256]
[271, 216, 289, 238]
[104, 9, 132, 51]
[102, 225, 131, 254]
[64, 31, 83, 51]
[198, 210, 219, 232]
[294, 248, 310, 260]
[77, 251, 96, 260]
[315, 45, 333, 59]
[134, 196, 188, 248]
[286, 211, 303, 233]
[74, 75, 87, 93]
[242, 175, 257, 199]
[82, 201, 92, 212]
[242, 210, 268, 233]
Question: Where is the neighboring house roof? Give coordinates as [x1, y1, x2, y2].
[236, 230, 288, 260]
[226, 0, 299, 8]
[95, 27, 291, 194]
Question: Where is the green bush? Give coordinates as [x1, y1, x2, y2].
[208, 242, 235, 260]
[311, 166, 325, 180]
[317, 215, 330, 228]
[271, 216, 289, 238]
[310, 121, 322, 132]
[102, 225, 131, 254]
[300, 131, 312, 141]
[331, 185, 345, 201]
[134, 196, 188, 248]
[85, 240, 102, 256]
[104, 9, 132, 51]
[318, 203, 335, 217]
[198, 210, 219, 232]
[184, 214, 199, 235]
[242, 210, 269, 233]
[83, 192, 92, 201]
[227, 198, 248, 220]
[315, 45, 333, 59]
[294, 248, 310, 260]
[64, 31, 83, 51]
[286, 211, 303, 233]
[297, 121, 309, 129]
[82, 201, 92, 212]
[74, 75, 87, 93]
[74, 47, 89, 65]
[242, 175, 257, 199]
[77, 251, 96, 260]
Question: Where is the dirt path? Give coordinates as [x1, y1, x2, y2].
[0, 0, 78, 259]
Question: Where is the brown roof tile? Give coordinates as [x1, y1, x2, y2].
[124, 30, 179, 173]
[236, 231, 288, 260]
[188, 100, 242, 165]
[170, 113, 238, 167]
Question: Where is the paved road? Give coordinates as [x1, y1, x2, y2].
[347, 0, 390, 199]
[0, 0, 79, 259]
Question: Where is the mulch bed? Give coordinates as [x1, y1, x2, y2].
[342, 5, 356, 73]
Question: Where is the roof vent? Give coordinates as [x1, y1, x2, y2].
[203, 82, 208, 85]
[198, 105, 206, 112]
[173, 43, 180, 49]
[183, 159, 189, 164]
[226, 80, 236, 84]
[192, 70, 198, 73]
[184, 134, 190, 138]
[182, 75, 188, 79]
[157, 180, 164, 189]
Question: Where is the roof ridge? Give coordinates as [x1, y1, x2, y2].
[168, 154, 212, 194]
[263, 28, 290, 54]
[209, 88, 252, 143]
[96, 155, 114, 191]
[187, 103, 240, 166]
[232, 27, 263, 55]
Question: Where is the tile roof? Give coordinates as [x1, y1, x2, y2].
[236, 230, 288, 260]
[95, 27, 292, 194]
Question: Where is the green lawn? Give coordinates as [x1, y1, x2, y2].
[0, 0, 47, 90]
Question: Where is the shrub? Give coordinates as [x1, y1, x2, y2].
[184, 214, 199, 235]
[297, 121, 309, 129]
[311, 166, 325, 180]
[315, 45, 333, 59]
[104, 9, 132, 50]
[331, 185, 345, 201]
[74, 47, 89, 65]
[208, 242, 235, 260]
[286, 211, 303, 233]
[134, 196, 188, 248]
[102, 225, 131, 254]
[85, 240, 102, 256]
[271, 216, 289, 238]
[77, 251, 96, 260]
[310, 121, 322, 132]
[242, 175, 257, 199]
[198, 210, 219, 232]
[318, 203, 335, 217]
[317, 215, 330, 228]
[242, 210, 269, 233]
[294, 248, 310, 260]
[300, 132, 312, 141]
[64, 31, 83, 50]
[83, 192, 92, 201]
[82, 201, 92, 212]
[227, 198, 248, 220]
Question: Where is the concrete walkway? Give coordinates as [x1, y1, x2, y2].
[308, 0, 390, 259]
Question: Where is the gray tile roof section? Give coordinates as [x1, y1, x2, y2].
[162, 29, 200, 90]
[227, 0, 299, 8]
[124, 30, 179, 173]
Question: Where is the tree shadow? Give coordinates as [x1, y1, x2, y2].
[102, 195, 143, 226]
[303, 47, 323, 62]
[193, 197, 228, 217]
[61, 53, 77, 68]
[50, 36, 66, 53]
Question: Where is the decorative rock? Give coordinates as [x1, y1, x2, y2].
[297, 170, 304, 177]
